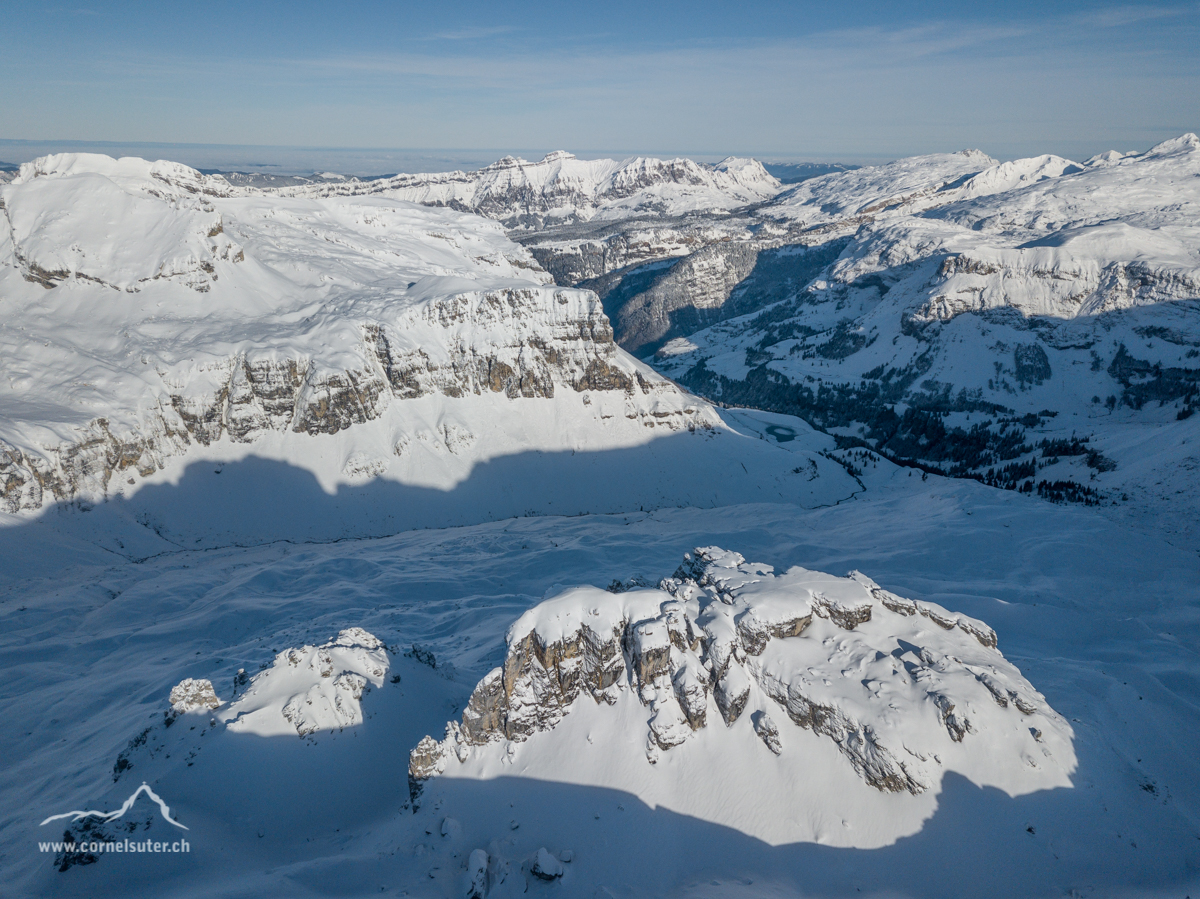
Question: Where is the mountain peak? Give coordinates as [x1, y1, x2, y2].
[1146, 133, 1200, 156]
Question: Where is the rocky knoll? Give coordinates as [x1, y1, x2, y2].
[410, 548, 1073, 802]
[223, 627, 390, 738]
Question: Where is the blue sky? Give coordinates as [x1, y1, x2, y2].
[1, 0, 1197, 164]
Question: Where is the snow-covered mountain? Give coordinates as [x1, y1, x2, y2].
[274, 151, 782, 229]
[7, 486, 1197, 898]
[0, 153, 851, 545]
[3, 142, 1200, 899]
[517, 137, 1200, 548]
[759, 149, 1091, 230]
[411, 547, 1073, 848]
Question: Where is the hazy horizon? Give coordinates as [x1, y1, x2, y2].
[2, 132, 1196, 178]
[2, 0, 1196, 167]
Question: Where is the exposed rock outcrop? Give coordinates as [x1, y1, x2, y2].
[410, 548, 1071, 797]
[224, 627, 389, 738]
[168, 678, 220, 715]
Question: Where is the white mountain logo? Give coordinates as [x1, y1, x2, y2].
[40, 782, 188, 830]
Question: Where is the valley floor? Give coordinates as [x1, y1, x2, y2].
[1, 411, 1198, 898]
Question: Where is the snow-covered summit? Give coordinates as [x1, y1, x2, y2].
[411, 547, 1074, 847]
[764, 149, 999, 227]
[223, 627, 390, 738]
[275, 151, 783, 228]
[835, 133, 1200, 322]
[5, 153, 241, 293]
[12, 152, 236, 196]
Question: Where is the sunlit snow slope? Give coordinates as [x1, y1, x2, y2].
[0, 154, 852, 546]
[276, 151, 782, 229]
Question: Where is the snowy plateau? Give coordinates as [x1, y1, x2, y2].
[0, 142, 1197, 899]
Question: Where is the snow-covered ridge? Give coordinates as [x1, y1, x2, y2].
[830, 134, 1200, 322]
[637, 135, 1200, 547]
[0, 154, 720, 514]
[758, 136, 1200, 319]
[410, 548, 1073, 845]
[272, 151, 782, 228]
[522, 148, 1114, 353]
[763, 149, 999, 228]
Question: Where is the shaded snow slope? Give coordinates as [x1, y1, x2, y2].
[411, 547, 1072, 847]
[274, 151, 782, 229]
[1, 435, 1197, 897]
[0, 153, 847, 525]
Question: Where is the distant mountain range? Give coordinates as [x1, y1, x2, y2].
[3, 137, 1198, 550]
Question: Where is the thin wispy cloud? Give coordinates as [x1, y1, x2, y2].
[3, 2, 1195, 159]
[1084, 4, 1184, 28]
[424, 25, 518, 41]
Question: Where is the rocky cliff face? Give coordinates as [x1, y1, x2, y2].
[0, 284, 698, 513]
[522, 215, 847, 354]
[410, 548, 1073, 799]
[511, 137, 1200, 546]
[0, 155, 716, 514]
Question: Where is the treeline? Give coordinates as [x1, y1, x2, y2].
[680, 358, 1108, 505]
[1108, 344, 1200, 417]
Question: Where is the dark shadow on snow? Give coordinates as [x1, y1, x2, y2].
[31, 706, 1200, 899]
[0, 428, 854, 583]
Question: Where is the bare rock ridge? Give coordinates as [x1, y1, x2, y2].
[410, 548, 1073, 798]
